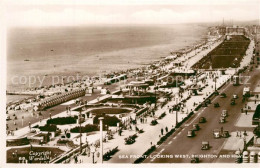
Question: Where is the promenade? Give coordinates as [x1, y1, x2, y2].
[6, 33, 257, 164]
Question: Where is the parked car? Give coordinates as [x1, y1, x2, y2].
[187, 130, 195, 137]
[233, 94, 238, 99]
[192, 123, 200, 131]
[221, 110, 228, 117]
[220, 93, 227, 98]
[214, 103, 220, 108]
[219, 116, 226, 123]
[205, 99, 211, 104]
[222, 130, 230, 138]
[201, 141, 210, 150]
[190, 156, 199, 163]
[213, 129, 221, 138]
[201, 102, 207, 107]
[199, 117, 206, 123]
[230, 99, 236, 105]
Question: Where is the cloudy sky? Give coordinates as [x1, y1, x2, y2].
[3, 0, 260, 27]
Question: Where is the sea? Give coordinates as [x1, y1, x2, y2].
[7, 24, 208, 103]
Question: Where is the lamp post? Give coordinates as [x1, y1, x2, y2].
[79, 109, 82, 153]
[99, 117, 104, 164]
[22, 116, 24, 127]
[154, 85, 158, 108]
[176, 109, 178, 126]
[215, 77, 217, 92]
[28, 122, 31, 131]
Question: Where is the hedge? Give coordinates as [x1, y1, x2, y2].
[47, 116, 77, 125]
[134, 145, 156, 163]
[39, 124, 58, 132]
[70, 124, 99, 133]
[93, 115, 121, 127]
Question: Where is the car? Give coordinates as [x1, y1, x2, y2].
[233, 94, 238, 99]
[201, 141, 210, 150]
[231, 99, 236, 105]
[201, 102, 207, 107]
[6, 116, 10, 121]
[220, 93, 227, 98]
[190, 156, 199, 163]
[219, 116, 226, 123]
[213, 129, 221, 138]
[192, 123, 200, 131]
[214, 103, 220, 108]
[221, 110, 228, 117]
[199, 117, 206, 123]
[205, 99, 211, 104]
[222, 130, 230, 138]
[187, 130, 196, 137]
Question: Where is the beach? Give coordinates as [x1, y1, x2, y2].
[7, 24, 208, 103]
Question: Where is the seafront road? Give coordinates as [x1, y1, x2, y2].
[144, 66, 260, 163]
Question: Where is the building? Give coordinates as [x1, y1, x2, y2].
[37, 88, 86, 110]
[226, 26, 246, 35]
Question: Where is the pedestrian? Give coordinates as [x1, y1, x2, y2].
[243, 130, 247, 136]
[255, 99, 257, 104]
[161, 128, 164, 135]
[236, 131, 239, 137]
[245, 110, 248, 115]
[165, 126, 168, 133]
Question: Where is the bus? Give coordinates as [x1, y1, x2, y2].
[243, 87, 251, 97]
[233, 75, 240, 86]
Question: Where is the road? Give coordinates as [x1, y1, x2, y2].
[144, 66, 260, 163]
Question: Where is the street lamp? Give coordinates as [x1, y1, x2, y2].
[176, 110, 178, 126]
[22, 116, 24, 127]
[154, 85, 158, 108]
[79, 109, 82, 153]
[99, 117, 104, 164]
[215, 77, 217, 92]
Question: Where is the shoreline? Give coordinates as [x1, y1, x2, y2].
[6, 33, 208, 105]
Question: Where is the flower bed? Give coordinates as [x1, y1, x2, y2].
[103, 146, 119, 161]
[134, 145, 156, 163]
[158, 112, 166, 119]
[93, 115, 121, 127]
[47, 116, 77, 125]
[150, 119, 158, 126]
[39, 124, 58, 132]
[70, 124, 102, 133]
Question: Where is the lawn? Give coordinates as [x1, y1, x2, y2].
[192, 35, 250, 69]
[89, 107, 132, 115]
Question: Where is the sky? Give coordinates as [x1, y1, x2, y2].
[2, 0, 260, 27]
